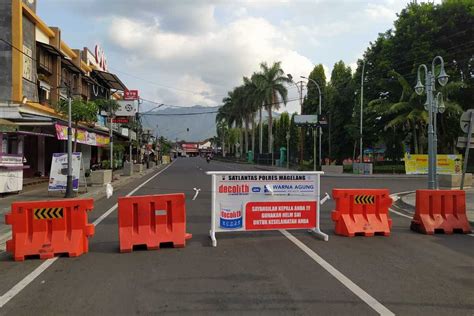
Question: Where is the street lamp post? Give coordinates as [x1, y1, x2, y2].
[300, 76, 322, 170]
[287, 74, 305, 165]
[360, 60, 368, 163]
[415, 56, 449, 189]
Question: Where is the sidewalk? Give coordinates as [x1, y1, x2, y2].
[252, 164, 427, 179]
[398, 188, 474, 223]
[0, 164, 165, 241]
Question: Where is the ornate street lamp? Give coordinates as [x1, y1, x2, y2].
[415, 56, 449, 189]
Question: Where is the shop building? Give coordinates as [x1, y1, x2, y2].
[0, 0, 130, 189]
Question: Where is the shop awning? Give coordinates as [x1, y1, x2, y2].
[92, 70, 127, 91]
[5, 130, 55, 137]
[12, 113, 56, 126]
[37, 41, 65, 57]
[0, 119, 18, 132]
[61, 58, 83, 74]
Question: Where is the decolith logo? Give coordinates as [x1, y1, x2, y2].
[219, 184, 249, 194]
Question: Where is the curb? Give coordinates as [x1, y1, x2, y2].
[79, 165, 166, 201]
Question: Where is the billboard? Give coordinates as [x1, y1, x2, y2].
[207, 171, 328, 246]
[404, 153, 463, 174]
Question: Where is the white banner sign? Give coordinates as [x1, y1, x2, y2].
[116, 100, 138, 117]
[207, 171, 328, 246]
[48, 153, 81, 191]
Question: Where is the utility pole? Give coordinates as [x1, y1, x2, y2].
[299, 81, 304, 164]
[109, 104, 114, 172]
[137, 98, 141, 163]
[360, 60, 366, 163]
[65, 84, 73, 198]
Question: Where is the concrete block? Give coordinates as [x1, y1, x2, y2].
[90, 169, 112, 186]
[439, 173, 472, 189]
[322, 165, 343, 174]
[133, 164, 143, 173]
[123, 161, 133, 176]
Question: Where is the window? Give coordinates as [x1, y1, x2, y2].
[38, 48, 53, 74]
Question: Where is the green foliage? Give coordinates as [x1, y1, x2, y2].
[57, 98, 98, 125]
[94, 99, 120, 114]
[326, 61, 355, 162]
[159, 136, 172, 155]
[353, 0, 473, 157]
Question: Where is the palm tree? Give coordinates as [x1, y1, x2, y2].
[253, 61, 291, 154]
[368, 70, 462, 154]
[242, 75, 264, 155]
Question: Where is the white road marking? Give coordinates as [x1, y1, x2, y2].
[0, 232, 12, 251]
[0, 161, 175, 308]
[0, 258, 58, 308]
[280, 230, 395, 316]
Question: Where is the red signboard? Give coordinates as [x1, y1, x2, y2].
[112, 117, 129, 124]
[124, 90, 139, 100]
[245, 201, 316, 230]
[182, 143, 198, 149]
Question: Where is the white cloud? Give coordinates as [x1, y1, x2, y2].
[106, 15, 314, 111]
[365, 3, 398, 20]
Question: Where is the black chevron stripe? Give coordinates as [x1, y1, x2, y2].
[354, 195, 375, 204]
[34, 207, 64, 219]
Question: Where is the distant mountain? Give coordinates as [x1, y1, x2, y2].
[141, 105, 280, 142]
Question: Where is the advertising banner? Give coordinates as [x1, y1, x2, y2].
[48, 153, 81, 191]
[404, 153, 463, 174]
[55, 124, 109, 147]
[207, 171, 327, 246]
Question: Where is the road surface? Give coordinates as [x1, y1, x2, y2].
[0, 157, 472, 315]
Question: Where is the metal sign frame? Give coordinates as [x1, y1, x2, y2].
[206, 171, 329, 247]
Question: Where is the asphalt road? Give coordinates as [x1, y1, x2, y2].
[0, 157, 472, 315]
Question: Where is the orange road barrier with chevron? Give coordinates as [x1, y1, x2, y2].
[118, 193, 192, 252]
[331, 189, 393, 237]
[5, 199, 95, 261]
[411, 190, 471, 234]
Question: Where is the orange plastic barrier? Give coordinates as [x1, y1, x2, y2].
[118, 193, 192, 252]
[331, 189, 393, 237]
[411, 190, 471, 234]
[5, 199, 94, 261]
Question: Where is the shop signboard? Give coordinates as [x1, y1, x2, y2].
[55, 124, 109, 147]
[112, 117, 129, 124]
[116, 100, 138, 116]
[206, 171, 328, 247]
[404, 153, 463, 174]
[48, 152, 81, 191]
[124, 90, 139, 100]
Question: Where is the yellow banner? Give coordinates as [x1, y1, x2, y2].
[404, 154, 463, 174]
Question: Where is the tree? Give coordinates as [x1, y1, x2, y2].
[326, 61, 355, 162]
[253, 61, 291, 154]
[354, 0, 473, 157]
[57, 99, 98, 151]
[243, 75, 264, 154]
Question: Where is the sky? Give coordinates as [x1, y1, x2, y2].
[38, 0, 441, 114]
